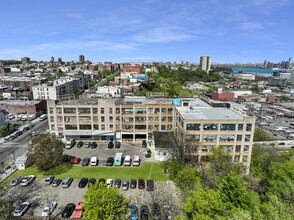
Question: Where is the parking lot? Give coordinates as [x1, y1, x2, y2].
[17, 178, 179, 219]
[64, 141, 148, 166]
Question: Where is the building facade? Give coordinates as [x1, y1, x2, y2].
[0, 109, 9, 127]
[79, 55, 85, 63]
[200, 55, 211, 74]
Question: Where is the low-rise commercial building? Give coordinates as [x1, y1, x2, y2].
[0, 100, 47, 116]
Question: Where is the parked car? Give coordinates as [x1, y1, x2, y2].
[98, 178, 106, 185]
[21, 175, 35, 186]
[114, 179, 121, 188]
[90, 157, 98, 166]
[7, 134, 17, 141]
[133, 155, 140, 166]
[10, 176, 23, 186]
[91, 142, 97, 149]
[140, 205, 149, 220]
[81, 157, 90, 167]
[14, 202, 30, 216]
[108, 141, 114, 149]
[106, 179, 113, 188]
[130, 179, 137, 189]
[147, 179, 154, 191]
[41, 201, 57, 217]
[88, 178, 96, 187]
[52, 179, 62, 187]
[122, 180, 129, 191]
[22, 126, 30, 132]
[73, 157, 81, 164]
[65, 139, 76, 149]
[61, 203, 75, 218]
[131, 205, 139, 220]
[77, 141, 83, 148]
[84, 142, 90, 148]
[15, 130, 22, 136]
[31, 131, 38, 137]
[138, 179, 145, 189]
[106, 157, 114, 166]
[142, 140, 147, 148]
[124, 155, 131, 166]
[72, 202, 84, 219]
[78, 178, 89, 188]
[152, 203, 161, 220]
[62, 177, 73, 188]
[115, 141, 120, 148]
[44, 175, 55, 185]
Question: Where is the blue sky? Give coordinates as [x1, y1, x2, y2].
[0, 0, 293, 63]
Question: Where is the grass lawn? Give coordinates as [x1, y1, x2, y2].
[1, 162, 169, 187]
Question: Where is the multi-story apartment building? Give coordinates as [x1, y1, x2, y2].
[33, 78, 80, 100]
[200, 55, 211, 74]
[47, 96, 255, 168]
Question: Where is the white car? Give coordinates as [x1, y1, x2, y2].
[21, 175, 35, 186]
[41, 201, 57, 217]
[106, 179, 113, 188]
[14, 202, 30, 216]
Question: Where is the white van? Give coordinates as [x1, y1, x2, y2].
[21, 115, 28, 121]
[90, 157, 98, 166]
[16, 114, 23, 121]
[40, 114, 47, 121]
[124, 155, 131, 166]
[133, 155, 140, 166]
[28, 114, 36, 120]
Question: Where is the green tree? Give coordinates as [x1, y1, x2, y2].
[253, 128, 274, 142]
[251, 85, 259, 93]
[56, 70, 65, 77]
[0, 126, 8, 137]
[88, 79, 94, 88]
[102, 68, 111, 77]
[174, 167, 201, 191]
[26, 133, 65, 171]
[83, 183, 128, 220]
[77, 70, 84, 75]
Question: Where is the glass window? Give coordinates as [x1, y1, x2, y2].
[116, 108, 120, 113]
[168, 108, 173, 114]
[64, 108, 76, 114]
[243, 155, 248, 163]
[161, 125, 166, 130]
[148, 125, 153, 130]
[155, 116, 160, 122]
[185, 134, 200, 142]
[135, 108, 146, 114]
[238, 124, 243, 131]
[101, 116, 105, 122]
[51, 124, 55, 130]
[109, 116, 113, 123]
[135, 116, 146, 122]
[122, 116, 133, 122]
[116, 116, 120, 122]
[49, 108, 53, 114]
[246, 124, 252, 131]
[64, 116, 77, 122]
[57, 116, 62, 122]
[58, 124, 63, 130]
[202, 134, 217, 142]
[135, 125, 146, 130]
[161, 117, 166, 122]
[220, 124, 236, 131]
[237, 135, 242, 141]
[219, 134, 235, 142]
[168, 117, 173, 122]
[94, 124, 99, 130]
[56, 108, 62, 113]
[235, 155, 240, 162]
[93, 116, 98, 122]
[161, 108, 166, 114]
[155, 108, 160, 114]
[101, 124, 105, 130]
[80, 124, 92, 130]
[167, 124, 172, 130]
[50, 116, 54, 122]
[65, 124, 77, 130]
[122, 124, 133, 130]
[110, 124, 113, 130]
[154, 125, 159, 130]
[244, 145, 249, 152]
[148, 108, 153, 114]
[93, 108, 98, 114]
[235, 145, 241, 152]
[203, 123, 218, 131]
[78, 108, 91, 114]
[148, 116, 153, 122]
[122, 108, 133, 114]
[101, 108, 104, 114]
[79, 116, 91, 122]
[186, 123, 201, 131]
[245, 135, 251, 142]
[109, 108, 113, 114]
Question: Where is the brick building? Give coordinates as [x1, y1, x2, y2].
[123, 65, 143, 74]
[212, 92, 234, 102]
[0, 100, 47, 116]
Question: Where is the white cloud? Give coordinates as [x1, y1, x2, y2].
[63, 12, 81, 19]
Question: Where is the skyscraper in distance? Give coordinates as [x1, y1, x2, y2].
[200, 55, 211, 74]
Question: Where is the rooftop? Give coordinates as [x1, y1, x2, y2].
[0, 100, 43, 105]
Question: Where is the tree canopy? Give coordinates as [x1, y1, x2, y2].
[0, 126, 8, 137]
[102, 68, 111, 77]
[253, 127, 274, 142]
[26, 133, 65, 171]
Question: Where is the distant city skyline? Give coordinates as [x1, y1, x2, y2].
[0, 0, 293, 63]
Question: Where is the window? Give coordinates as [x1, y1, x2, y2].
[148, 125, 153, 130]
[183, 102, 189, 106]
[237, 135, 242, 141]
[116, 108, 120, 113]
[186, 123, 201, 131]
[122, 116, 133, 122]
[56, 108, 62, 113]
[135, 116, 146, 122]
[122, 124, 133, 130]
[246, 124, 252, 131]
[219, 134, 235, 142]
[155, 108, 160, 114]
[94, 124, 99, 130]
[101, 124, 105, 130]
[51, 124, 55, 130]
[235, 145, 241, 152]
[167, 124, 172, 130]
[245, 135, 251, 142]
[148, 116, 153, 122]
[109, 116, 113, 123]
[65, 124, 77, 130]
[154, 125, 159, 130]
[220, 124, 236, 131]
[57, 116, 62, 122]
[93, 116, 98, 122]
[101, 108, 104, 114]
[49, 108, 53, 114]
[135, 125, 146, 130]
[203, 123, 218, 131]
[202, 134, 217, 142]
[109, 108, 113, 114]
[79, 116, 91, 122]
[161, 117, 166, 122]
[155, 116, 160, 122]
[168, 108, 173, 114]
[235, 155, 240, 162]
[161, 125, 166, 130]
[64, 108, 76, 114]
[185, 134, 200, 142]
[78, 108, 90, 114]
[93, 108, 98, 114]
[50, 116, 54, 122]
[58, 125, 63, 130]
[243, 155, 248, 163]
[116, 116, 120, 122]
[122, 108, 133, 114]
[244, 145, 249, 153]
[80, 124, 92, 130]
[161, 108, 166, 114]
[168, 117, 173, 122]
[110, 124, 113, 130]
[64, 116, 77, 122]
[135, 108, 146, 114]
[148, 108, 153, 114]
[238, 124, 244, 131]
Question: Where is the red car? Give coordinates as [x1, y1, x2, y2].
[73, 158, 81, 164]
[72, 202, 84, 219]
[138, 179, 145, 189]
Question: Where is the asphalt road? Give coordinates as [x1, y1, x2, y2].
[0, 119, 48, 167]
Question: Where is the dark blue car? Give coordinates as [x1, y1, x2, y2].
[131, 205, 138, 220]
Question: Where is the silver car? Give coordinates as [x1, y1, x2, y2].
[44, 175, 55, 185]
[14, 202, 30, 216]
[122, 180, 129, 191]
[10, 176, 23, 186]
[21, 175, 35, 187]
